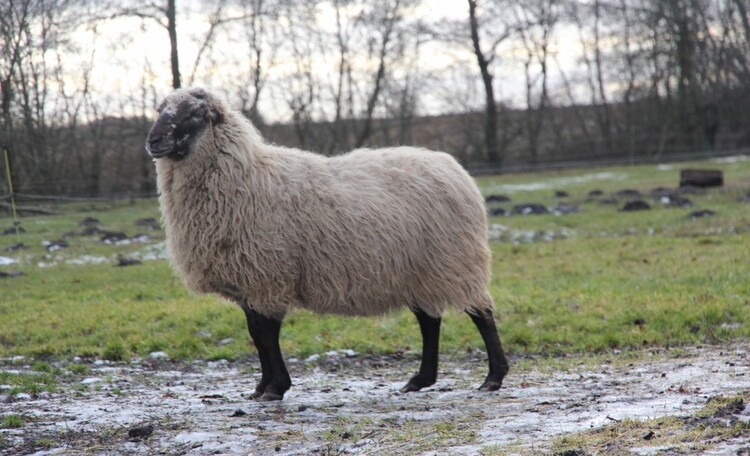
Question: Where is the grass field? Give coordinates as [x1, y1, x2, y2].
[1, 156, 749, 362]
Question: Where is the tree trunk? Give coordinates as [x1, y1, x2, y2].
[355, 0, 399, 148]
[167, 0, 181, 89]
[468, 0, 500, 166]
[355, 55, 386, 148]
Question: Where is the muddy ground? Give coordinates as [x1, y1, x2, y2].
[2, 345, 749, 455]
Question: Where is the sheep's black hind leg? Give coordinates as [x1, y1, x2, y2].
[243, 312, 271, 399]
[242, 306, 291, 401]
[467, 308, 509, 391]
[401, 309, 441, 393]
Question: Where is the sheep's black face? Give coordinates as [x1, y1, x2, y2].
[146, 88, 220, 160]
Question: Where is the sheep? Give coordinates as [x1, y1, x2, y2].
[145, 87, 509, 401]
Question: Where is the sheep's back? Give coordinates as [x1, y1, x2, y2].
[290, 147, 491, 318]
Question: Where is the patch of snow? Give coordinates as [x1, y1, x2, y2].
[81, 377, 103, 385]
[207, 360, 228, 369]
[720, 322, 742, 330]
[488, 223, 576, 243]
[27, 449, 68, 456]
[115, 234, 151, 246]
[173, 432, 222, 445]
[66, 255, 111, 266]
[322, 349, 358, 358]
[711, 155, 749, 164]
[483, 172, 626, 194]
[33, 242, 168, 269]
[0, 256, 18, 265]
[131, 241, 168, 261]
[148, 351, 169, 360]
[38, 254, 113, 268]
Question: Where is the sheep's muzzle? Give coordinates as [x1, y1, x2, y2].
[145, 114, 177, 159]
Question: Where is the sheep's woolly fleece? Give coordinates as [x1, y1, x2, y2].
[154, 88, 493, 319]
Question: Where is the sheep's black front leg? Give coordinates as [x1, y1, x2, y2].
[241, 306, 291, 401]
[467, 308, 509, 391]
[401, 309, 441, 393]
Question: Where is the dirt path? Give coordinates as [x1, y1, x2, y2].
[2, 345, 749, 455]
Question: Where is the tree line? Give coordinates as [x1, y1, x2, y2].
[2, 0, 750, 197]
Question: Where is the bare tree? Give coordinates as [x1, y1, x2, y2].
[515, 0, 558, 164]
[108, 0, 183, 89]
[565, 0, 616, 156]
[277, 1, 321, 149]
[0, 0, 89, 194]
[354, 0, 404, 147]
[237, 0, 278, 124]
[467, 0, 515, 166]
[273, 0, 422, 153]
[166, 0, 180, 88]
[329, 0, 355, 152]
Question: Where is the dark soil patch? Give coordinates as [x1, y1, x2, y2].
[688, 209, 716, 218]
[511, 203, 549, 215]
[485, 194, 511, 203]
[621, 200, 651, 211]
[659, 195, 693, 207]
[135, 218, 161, 230]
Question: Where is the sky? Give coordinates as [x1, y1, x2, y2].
[65, 0, 586, 122]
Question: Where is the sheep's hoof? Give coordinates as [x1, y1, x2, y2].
[399, 375, 435, 393]
[477, 379, 503, 391]
[255, 391, 284, 401]
[399, 382, 422, 393]
[249, 389, 264, 399]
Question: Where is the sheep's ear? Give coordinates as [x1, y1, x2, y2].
[191, 88, 208, 100]
[208, 104, 225, 125]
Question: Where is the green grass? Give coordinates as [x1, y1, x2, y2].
[0, 370, 57, 396]
[492, 235, 750, 352]
[1, 414, 25, 429]
[1, 157, 750, 361]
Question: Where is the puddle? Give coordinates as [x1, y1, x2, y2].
[1, 345, 748, 455]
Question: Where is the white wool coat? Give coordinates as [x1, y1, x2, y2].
[155, 90, 494, 319]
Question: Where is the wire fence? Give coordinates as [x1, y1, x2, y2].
[2, 192, 159, 203]
[1, 146, 748, 211]
[466, 146, 750, 175]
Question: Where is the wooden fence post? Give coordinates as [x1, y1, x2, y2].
[3, 144, 21, 244]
